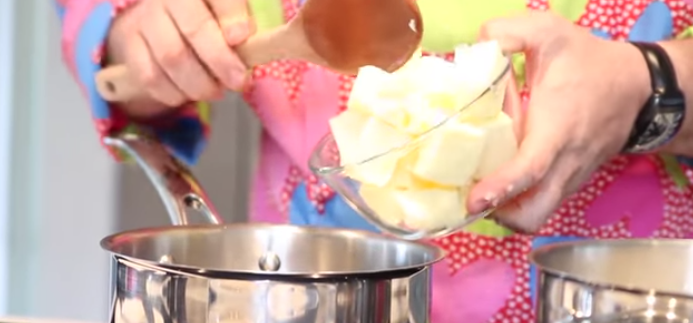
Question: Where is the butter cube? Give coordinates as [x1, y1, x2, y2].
[359, 185, 406, 227]
[454, 41, 508, 120]
[394, 48, 424, 74]
[459, 78, 507, 122]
[385, 151, 419, 189]
[418, 58, 465, 97]
[348, 117, 412, 186]
[412, 123, 486, 186]
[368, 98, 410, 129]
[394, 188, 467, 231]
[384, 150, 442, 189]
[349, 65, 392, 106]
[473, 112, 518, 179]
[350, 67, 413, 128]
[454, 41, 506, 88]
[402, 94, 453, 134]
[329, 109, 371, 166]
[395, 56, 459, 95]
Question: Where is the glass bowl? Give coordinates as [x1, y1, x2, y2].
[309, 56, 513, 240]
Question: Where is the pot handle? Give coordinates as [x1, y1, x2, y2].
[103, 133, 223, 226]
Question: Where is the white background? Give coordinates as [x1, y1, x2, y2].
[0, 0, 15, 314]
[0, 0, 116, 320]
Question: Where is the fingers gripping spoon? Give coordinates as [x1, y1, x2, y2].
[95, 0, 423, 102]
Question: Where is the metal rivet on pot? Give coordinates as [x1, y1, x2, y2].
[258, 252, 281, 272]
[159, 255, 174, 265]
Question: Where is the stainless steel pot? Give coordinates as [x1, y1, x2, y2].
[531, 239, 693, 323]
[100, 134, 444, 323]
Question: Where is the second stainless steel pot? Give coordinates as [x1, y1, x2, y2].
[100, 134, 444, 323]
[532, 239, 693, 323]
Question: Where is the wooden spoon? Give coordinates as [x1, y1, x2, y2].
[95, 0, 423, 103]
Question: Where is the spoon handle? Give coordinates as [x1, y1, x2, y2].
[95, 24, 313, 103]
[95, 65, 138, 102]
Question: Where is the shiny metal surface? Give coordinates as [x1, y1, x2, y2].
[102, 223, 442, 276]
[531, 239, 693, 323]
[102, 134, 444, 323]
[103, 135, 222, 226]
[111, 257, 432, 323]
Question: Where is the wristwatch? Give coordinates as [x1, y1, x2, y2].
[623, 42, 686, 154]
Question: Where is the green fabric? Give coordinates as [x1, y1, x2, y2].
[197, 101, 211, 125]
[465, 218, 514, 237]
[511, 53, 526, 89]
[418, 0, 527, 53]
[548, 0, 590, 22]
[677, 26, 693, 39]
[248, 0, 285, 32]
[661, 154, 690, 188]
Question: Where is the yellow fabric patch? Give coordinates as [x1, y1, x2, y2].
[548, 0, 590, 22]
[418, 0, 527, 53]
[248, 0, 285, 32]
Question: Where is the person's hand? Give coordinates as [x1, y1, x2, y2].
[466, 11, 651, 232]
[106, 0, 254, 117]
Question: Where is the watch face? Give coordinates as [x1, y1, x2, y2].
[628, 96, 685, 153]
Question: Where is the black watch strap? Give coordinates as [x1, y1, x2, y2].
[623, 42, 686, 153]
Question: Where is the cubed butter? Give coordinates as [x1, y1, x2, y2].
[454, 41, 508, 120]
[390, 48, 424, 78]
[459, 79, 507, 122]
[329, 109, 371, 165]
[454, 41, 506, 88]
[359, 184, 406, 227]
[385, 150, 419, 189]
[367, 98, 411, 129]
[412, 123, 486, 186]
[350, 67, 413, 129]
[473, 112, 518, 179]
[349, 65, 392, 106]
[330, 42, 517, 238]
[418, 58, 466, 97]
[393, 188, 467, 231]
[348, 117, 412, 186]
[384, 150, 444, 189]
[402, 94, 453, 134]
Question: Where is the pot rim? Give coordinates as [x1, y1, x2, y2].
[529, 238, 693, 299]
[101, 222, 446, 278]
[114, 255, 434, 282]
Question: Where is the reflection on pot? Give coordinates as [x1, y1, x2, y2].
[110, 256, 433, 323]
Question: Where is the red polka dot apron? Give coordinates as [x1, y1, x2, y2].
[242, 1, 693, 322]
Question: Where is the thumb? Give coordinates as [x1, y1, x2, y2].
[478, 11, 552, 54]
[206, 0, 255, 45]
[490, 167, 564, 233]
[467, 125, 560, 215]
